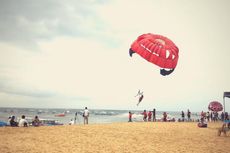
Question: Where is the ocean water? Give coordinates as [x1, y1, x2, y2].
[0, 107, 202, 125]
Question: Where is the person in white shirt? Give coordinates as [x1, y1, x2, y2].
[83, 107, 89, 124]
[18, 115, 28, 127]
[7, 116, 12, 126]
[69, 119, 74, 125]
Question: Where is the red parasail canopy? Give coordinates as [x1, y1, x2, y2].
[129, 33, 179, 76]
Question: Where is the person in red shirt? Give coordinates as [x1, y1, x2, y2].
[148, 111, 152, 121]
[128, 111, 133, 122]
[142, 110, 147, 122]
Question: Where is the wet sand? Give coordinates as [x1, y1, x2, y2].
[0, 122, 229, 153]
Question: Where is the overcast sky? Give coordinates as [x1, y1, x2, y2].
[0, 0, 230, 112]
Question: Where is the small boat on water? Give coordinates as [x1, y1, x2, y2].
[54, 110, 69, 117]
[55, 113, 66, 117]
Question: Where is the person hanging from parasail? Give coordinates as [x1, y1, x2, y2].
[135, 90, 144, 106]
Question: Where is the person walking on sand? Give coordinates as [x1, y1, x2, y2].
[83, 107, 89, 124]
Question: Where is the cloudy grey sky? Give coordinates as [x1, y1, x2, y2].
[0, 0, 230, 112]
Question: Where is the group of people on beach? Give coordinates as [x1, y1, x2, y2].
[198, 111, 230, 128]
[7, 115, 41, 127]
[141, 110, 153, 122]
[129, 109, 178, 122]
[128, 109, 178, 122]
[128, 109, 157, 122]
[5, 106, 90, 127]
[180, 109, 191, 122]
[69, 107, 90, 125]
[128, 109, 230, 124]
[199, 111, 229, 122]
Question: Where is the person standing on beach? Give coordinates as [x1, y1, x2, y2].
[187, 109, 191, 121]
[214, 112, 218, 122]
[210, 112, 213, 122]
[201, 111, 205, 121]
[128, 111, 133, 122]
[83, 107, 89, 124]
[225, 112, 229, 121]
[181, 111, 185, 122]
[148, 111, 152, 121]
[206, 111, 210, 122]
[221, 112, 225, 121]
[142, 110, 147, 122]
[163, 112, 167, 122]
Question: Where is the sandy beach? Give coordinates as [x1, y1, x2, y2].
[0, 122, 229, 153]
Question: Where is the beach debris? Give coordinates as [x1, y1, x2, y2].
[129, 33, 179, 76]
